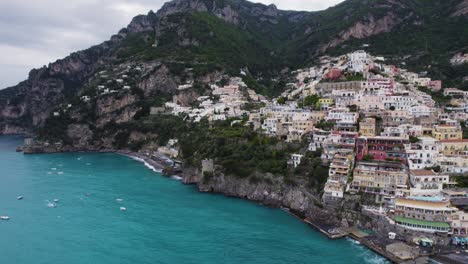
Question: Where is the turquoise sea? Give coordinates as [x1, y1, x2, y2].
[0, 136, 388, 264]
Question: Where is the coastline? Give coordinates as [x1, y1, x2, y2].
[118, 150, 401, 263]
[15, 146, 464, 264]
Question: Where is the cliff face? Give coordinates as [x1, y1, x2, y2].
[0, 32, 117, 133]
[453, 0, 468, 16]
[180, 167, 452, 248]
[321, 12, 406, 52]
[1, 0, 467, 136]
[189, 170, 342, 226]
[0, 9, 159, 134]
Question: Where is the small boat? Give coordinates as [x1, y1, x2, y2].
[85, 193, 91, 197]
[1, 216, 10, 220]
[120, 207, 127, 211]
[46, 200, 57, 208]
[53, 199, 59, 203]
[17, 196, 24, 200]
[116, 198, 123, 202]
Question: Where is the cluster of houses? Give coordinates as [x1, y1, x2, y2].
[92, 64, 146, 96]
[165, 77, 264, 122]
[252, 51, 468, 237]
[151, 50, 467, 238]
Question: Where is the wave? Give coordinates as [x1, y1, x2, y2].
[171, 175, 183, 181]
[129, 156, 162, 173]
[345, 238, 389, 264]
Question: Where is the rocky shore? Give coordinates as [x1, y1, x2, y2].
[19, 145, 466, 263]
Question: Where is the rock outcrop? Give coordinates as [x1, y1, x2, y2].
[191, 170, 341, 227]
[321, 12, 406, 52]
[1, 0, 466, 136]
[453, 0, 468, 16]
[138, 65, 178, 96]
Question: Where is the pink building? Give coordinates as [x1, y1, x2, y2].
[356, 136, 409, 164]
[326, 68, 342, 80]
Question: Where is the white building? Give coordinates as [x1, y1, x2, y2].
[308, 129, 331, 151]
[383, 96, 418, 111]
[347, 50, 370, 73]
[291, 154, 304, 168]
[326, 108, 358, 124]
[405, 137, 440, 170]
[409, 170, 449, 196]
[409, 105, 436, 118]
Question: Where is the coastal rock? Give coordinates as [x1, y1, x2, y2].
[195, 172, 329, 221]
[0, 124, 27, 135]
[66, 124, 93, 147]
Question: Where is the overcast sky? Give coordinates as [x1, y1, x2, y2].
[0, 0, 343, 89]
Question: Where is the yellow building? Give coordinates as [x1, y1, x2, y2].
[394, 196, 456, 233]
[317, 98, 334, 109]
[351, 161, 408, 196]
[433, 125, 463, 141]
[359, 118, 376, 137]
[440, 139, 468, 156]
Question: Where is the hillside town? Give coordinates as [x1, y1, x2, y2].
[22, 49, 468, 261]
[161, 50, 468, 250]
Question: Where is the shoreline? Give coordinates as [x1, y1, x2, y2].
[15, 146, 462, 263]
[119, 150, 400, 263]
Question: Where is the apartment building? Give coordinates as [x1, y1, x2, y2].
[351, 161, 409, 196]
[394, 196, 457, 233]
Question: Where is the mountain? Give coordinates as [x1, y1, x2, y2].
[0, 0, 467, 135]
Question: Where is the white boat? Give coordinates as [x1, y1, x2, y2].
[116, 198, 123, 202]
[1, 216, 10, 220]
[53, 199, 59, 203]
[46, 200, 57, 208]
[17, 196, 23, 200]
[120, 207, 127, 211]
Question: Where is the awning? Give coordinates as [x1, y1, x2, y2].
[395, 216, 450, 229]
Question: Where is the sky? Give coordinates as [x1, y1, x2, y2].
[0, 0, 343, 89]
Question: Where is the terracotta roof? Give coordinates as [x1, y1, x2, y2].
[410, 170, 436, 176]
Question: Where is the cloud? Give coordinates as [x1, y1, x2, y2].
[0, 0, 343, 89]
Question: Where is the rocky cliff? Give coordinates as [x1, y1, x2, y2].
[180, 166, 453, 251]
[1, 0, 467, 136]
[453, 0, 468, 16]
[183, 168, 343, 227]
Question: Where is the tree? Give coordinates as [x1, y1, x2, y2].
[277, 96, 286, 105]
[409, 135, 419, 143]
[362, 155, 374, 161]
[461, 121, 468, 139]
[315, 119, 335, 131]
[303, 95, 320, 107]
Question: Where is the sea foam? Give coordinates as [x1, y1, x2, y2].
[171, 175, 183, 181]
[130, 156, 162, 173]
